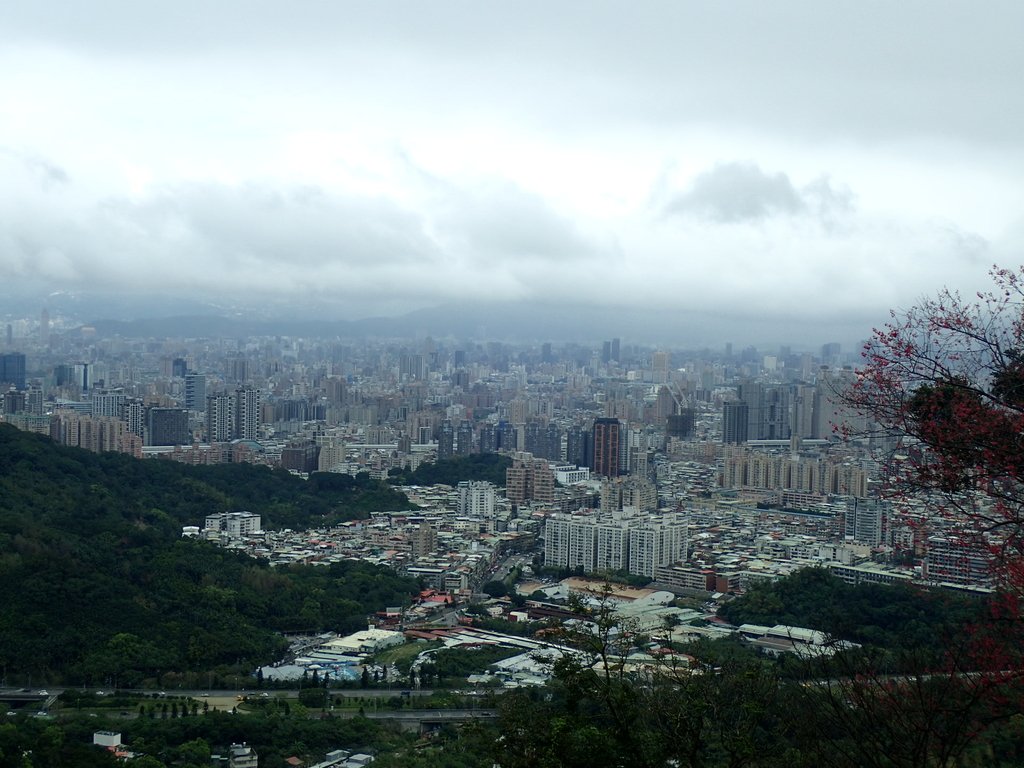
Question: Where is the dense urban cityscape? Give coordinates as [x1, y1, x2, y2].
[4, 2, 1023, 766]
[0, 310, 993, 598]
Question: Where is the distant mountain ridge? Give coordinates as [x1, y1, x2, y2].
[81, 303, 871, 349]
[1, 277, 871, 347]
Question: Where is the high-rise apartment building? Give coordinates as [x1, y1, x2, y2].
[478, 424, 497, 453]
[51, 412, 134, 454]
[206, 393, 234, 442]
[325, 376, 347, 405]
[91, 389, 126, 418]
[844, 497, 885, 547]
[544, 511, 687, 579]
[924, 535, 991, 586]
[505, 453, 555, 505]
[2, 390, 26, 415]
[591, 418, 621, 478]
[722, 401, 749, 444]
[437, 419, 455, 459]
[233, 386, 261, 440]
[124, 399, 146, 439]
[26, 385, 43, 416]
[226, 355, 249, 384]
[595, 519, 630, 572]
[628, 515, 688, 580]
[565, 425, 589, 468]
[456, 420, 474, 455]
[548, 515, 597, 572]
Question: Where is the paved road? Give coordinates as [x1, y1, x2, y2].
[5, 687, 448, 702]
[361, 708, 498, 721]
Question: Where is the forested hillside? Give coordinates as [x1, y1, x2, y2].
[718, 567, 985, 652]
[0, 424, 417, 685]
[387, 452, 512, 487]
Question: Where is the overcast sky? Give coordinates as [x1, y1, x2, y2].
[2, 1, 1023, 343]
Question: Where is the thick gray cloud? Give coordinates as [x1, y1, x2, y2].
[4, 2, 1022, 145]
[666, 163, 805, 222]
[0, 2, 1021, 343]
[664, 163, 855, 224]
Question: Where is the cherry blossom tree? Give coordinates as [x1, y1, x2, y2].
[848, 265, 1024, 584]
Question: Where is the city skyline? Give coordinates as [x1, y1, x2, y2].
[2, 2, 1022, 346]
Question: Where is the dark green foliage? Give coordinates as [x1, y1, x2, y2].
[481, 580, 508, 597]
[0, 425, 417, 682]
[497, 644, 791, 768]
[0, 718, 121, 768]
[718, 567, 984, 652]
[121, 709, 386, 765]
[297, 687, 329, 708]
[424, 645, 522, 683]
[387, 453, 512, 487]
[372, 722, 502, 768]
[465, 615, 550, 637]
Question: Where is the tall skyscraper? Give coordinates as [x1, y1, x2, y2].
[184, 373, 207, 411]
[72, 362, 91, 392]
[497, 421, 517, 451]
[233, 386, 262, 440]
[226, 355, 249, 384]
[722, 401, 749, 444]
[591, 418, 621, 478]
[566, 425, 589, 468]
[456, 420, 474, 455]
[325, 376, 347, 404]
[124, 399, 146, 439]
[733, 381, 792, 441]
[479, 423, 497, 453]
[26, 385, 43, 416]
[437, 419, 455, 459]
[544, 422, 562, 461]
[0, 352, 27, 390]
[652, 351, 670, 383]
[206, 393, 233, 442]
[146, 407, 190, 446]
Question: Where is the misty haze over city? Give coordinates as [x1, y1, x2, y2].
[3, 2, 1022, 347]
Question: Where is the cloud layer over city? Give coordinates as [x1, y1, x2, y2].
[2, 1, 1022, 343]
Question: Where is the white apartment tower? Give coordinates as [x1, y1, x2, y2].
[457, 481, 496, 518]
[628, 514, 688, 580]
[206, 393, 233, 443]
[233, 386, 262, 440]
